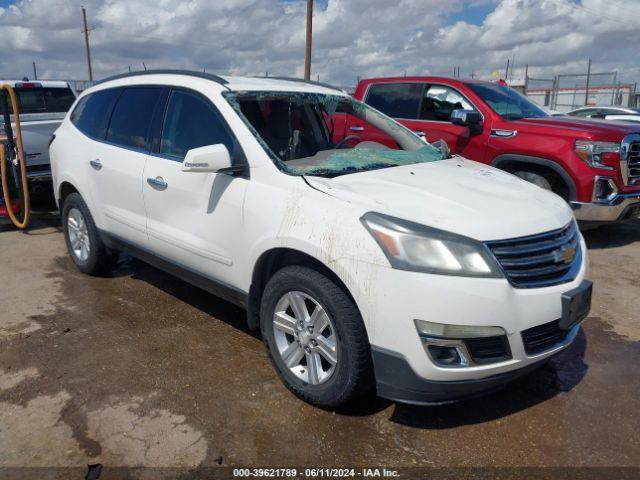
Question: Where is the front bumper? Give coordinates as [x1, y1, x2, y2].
[372, 343, 567, 405]
[571, 193, 640, 222]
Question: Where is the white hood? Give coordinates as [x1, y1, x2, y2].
[306, 157, 573, 241]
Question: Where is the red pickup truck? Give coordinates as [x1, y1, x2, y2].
[337, 77, 640, 225]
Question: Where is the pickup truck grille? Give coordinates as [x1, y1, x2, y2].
[485, 221, 581, 288]
[628, 141, 640, 185]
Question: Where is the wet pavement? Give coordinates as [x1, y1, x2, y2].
[0, 212, 639, 474]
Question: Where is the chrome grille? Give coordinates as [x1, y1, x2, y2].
[628, 141, 640, 185]
[485, 221, 581, 288]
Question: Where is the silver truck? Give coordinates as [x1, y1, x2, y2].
[1, 79, 76, 184]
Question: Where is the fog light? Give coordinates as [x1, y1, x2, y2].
[415, 320, 508, 368]
[593, 177, 618, 203]
[428, 345, 465, 367]
[414, 319, 506, 338]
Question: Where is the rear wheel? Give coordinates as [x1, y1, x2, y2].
[260, 265, 373, 408]
[62, 192, 118, 275]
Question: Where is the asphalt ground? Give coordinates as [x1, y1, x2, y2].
[0, 201, 638, 479]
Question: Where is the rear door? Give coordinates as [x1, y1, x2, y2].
[85, 86, 167, 247]
[142, 88, 248, 281]
[356, 82, 423, 147]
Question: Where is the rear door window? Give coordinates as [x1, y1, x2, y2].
[70, 88, 121, 139]
[106, 87, 164, 151]
[364, 83, 423, 119]
[160, 89, 234, 160]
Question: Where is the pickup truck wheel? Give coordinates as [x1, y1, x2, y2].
[514, 171, 552, 191]
[62, 192, 118, 275]
[260, 265, 373, 409]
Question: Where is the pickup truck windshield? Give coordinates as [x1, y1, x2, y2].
[224, 91, 444, 177]
[466, 83, 548, 120]
[8, 87, 76, 114]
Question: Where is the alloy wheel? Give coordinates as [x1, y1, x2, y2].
[67, 207, 91, 263]
[272, 291, 338, 385]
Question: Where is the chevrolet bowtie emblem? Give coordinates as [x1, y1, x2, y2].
[554, 244, 576, 264]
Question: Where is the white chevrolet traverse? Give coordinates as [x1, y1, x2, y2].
[50, 71, 591, 408]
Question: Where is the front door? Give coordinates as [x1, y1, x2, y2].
[401, 84, 490, 162]
[142, 88, 248, 281]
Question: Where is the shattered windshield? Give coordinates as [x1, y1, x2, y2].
[223, 91, 445, 177]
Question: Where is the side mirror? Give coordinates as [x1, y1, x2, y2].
[450, 109, 482, 136]
[450, 109, 481, 127]
[182, 144, 232, 173]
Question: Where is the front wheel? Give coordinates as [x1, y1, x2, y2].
[62, 192, 118, 275]
[514, 170, 552, 191]
[260, 266, 373, 408]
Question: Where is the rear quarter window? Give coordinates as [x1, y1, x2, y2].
[70, 88, 121, 140]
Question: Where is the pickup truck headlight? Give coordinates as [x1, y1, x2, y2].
[574, 140, 618, 170]
[361, 212, 503, 278]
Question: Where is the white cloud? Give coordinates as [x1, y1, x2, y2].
[0, 0, 638, 87]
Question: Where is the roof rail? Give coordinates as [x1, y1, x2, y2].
[256, 76, 343, 93]
[95, 69, 229, 87]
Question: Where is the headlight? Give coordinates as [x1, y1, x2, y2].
[574, 140, 618, 170]
[361, 212, 503, 278]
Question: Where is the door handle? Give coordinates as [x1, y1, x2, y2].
[414, 130, 426, 138]
[89, 159, 102, 170]
[147, 176, 168, 190]
[349, 125, 365, 132]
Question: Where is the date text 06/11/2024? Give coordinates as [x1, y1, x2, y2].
[232, 468, 400, 478]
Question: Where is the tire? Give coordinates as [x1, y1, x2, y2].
[62, 192, 118, 275]
[260, 265, 374, 409]
[514, 170, 552, 191]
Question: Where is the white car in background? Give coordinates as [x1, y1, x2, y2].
[567, 106, 640, 124]
[50, 71, 591, 408]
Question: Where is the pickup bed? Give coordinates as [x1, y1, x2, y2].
[342, 77, 640, 225]
[0, 80, 76, 217]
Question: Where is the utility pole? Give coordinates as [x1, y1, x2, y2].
[524, 64, 529, 93]
[32, 61, 37, 80]
[584, 58, 591, 107]
[505, 58, 510, 80]
[81, 6, 93, 81]
[304, 0, 313, 80]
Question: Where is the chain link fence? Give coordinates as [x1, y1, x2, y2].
[524, 71, 637, 112]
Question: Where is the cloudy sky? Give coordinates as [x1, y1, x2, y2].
[0, 0, 638, 87]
